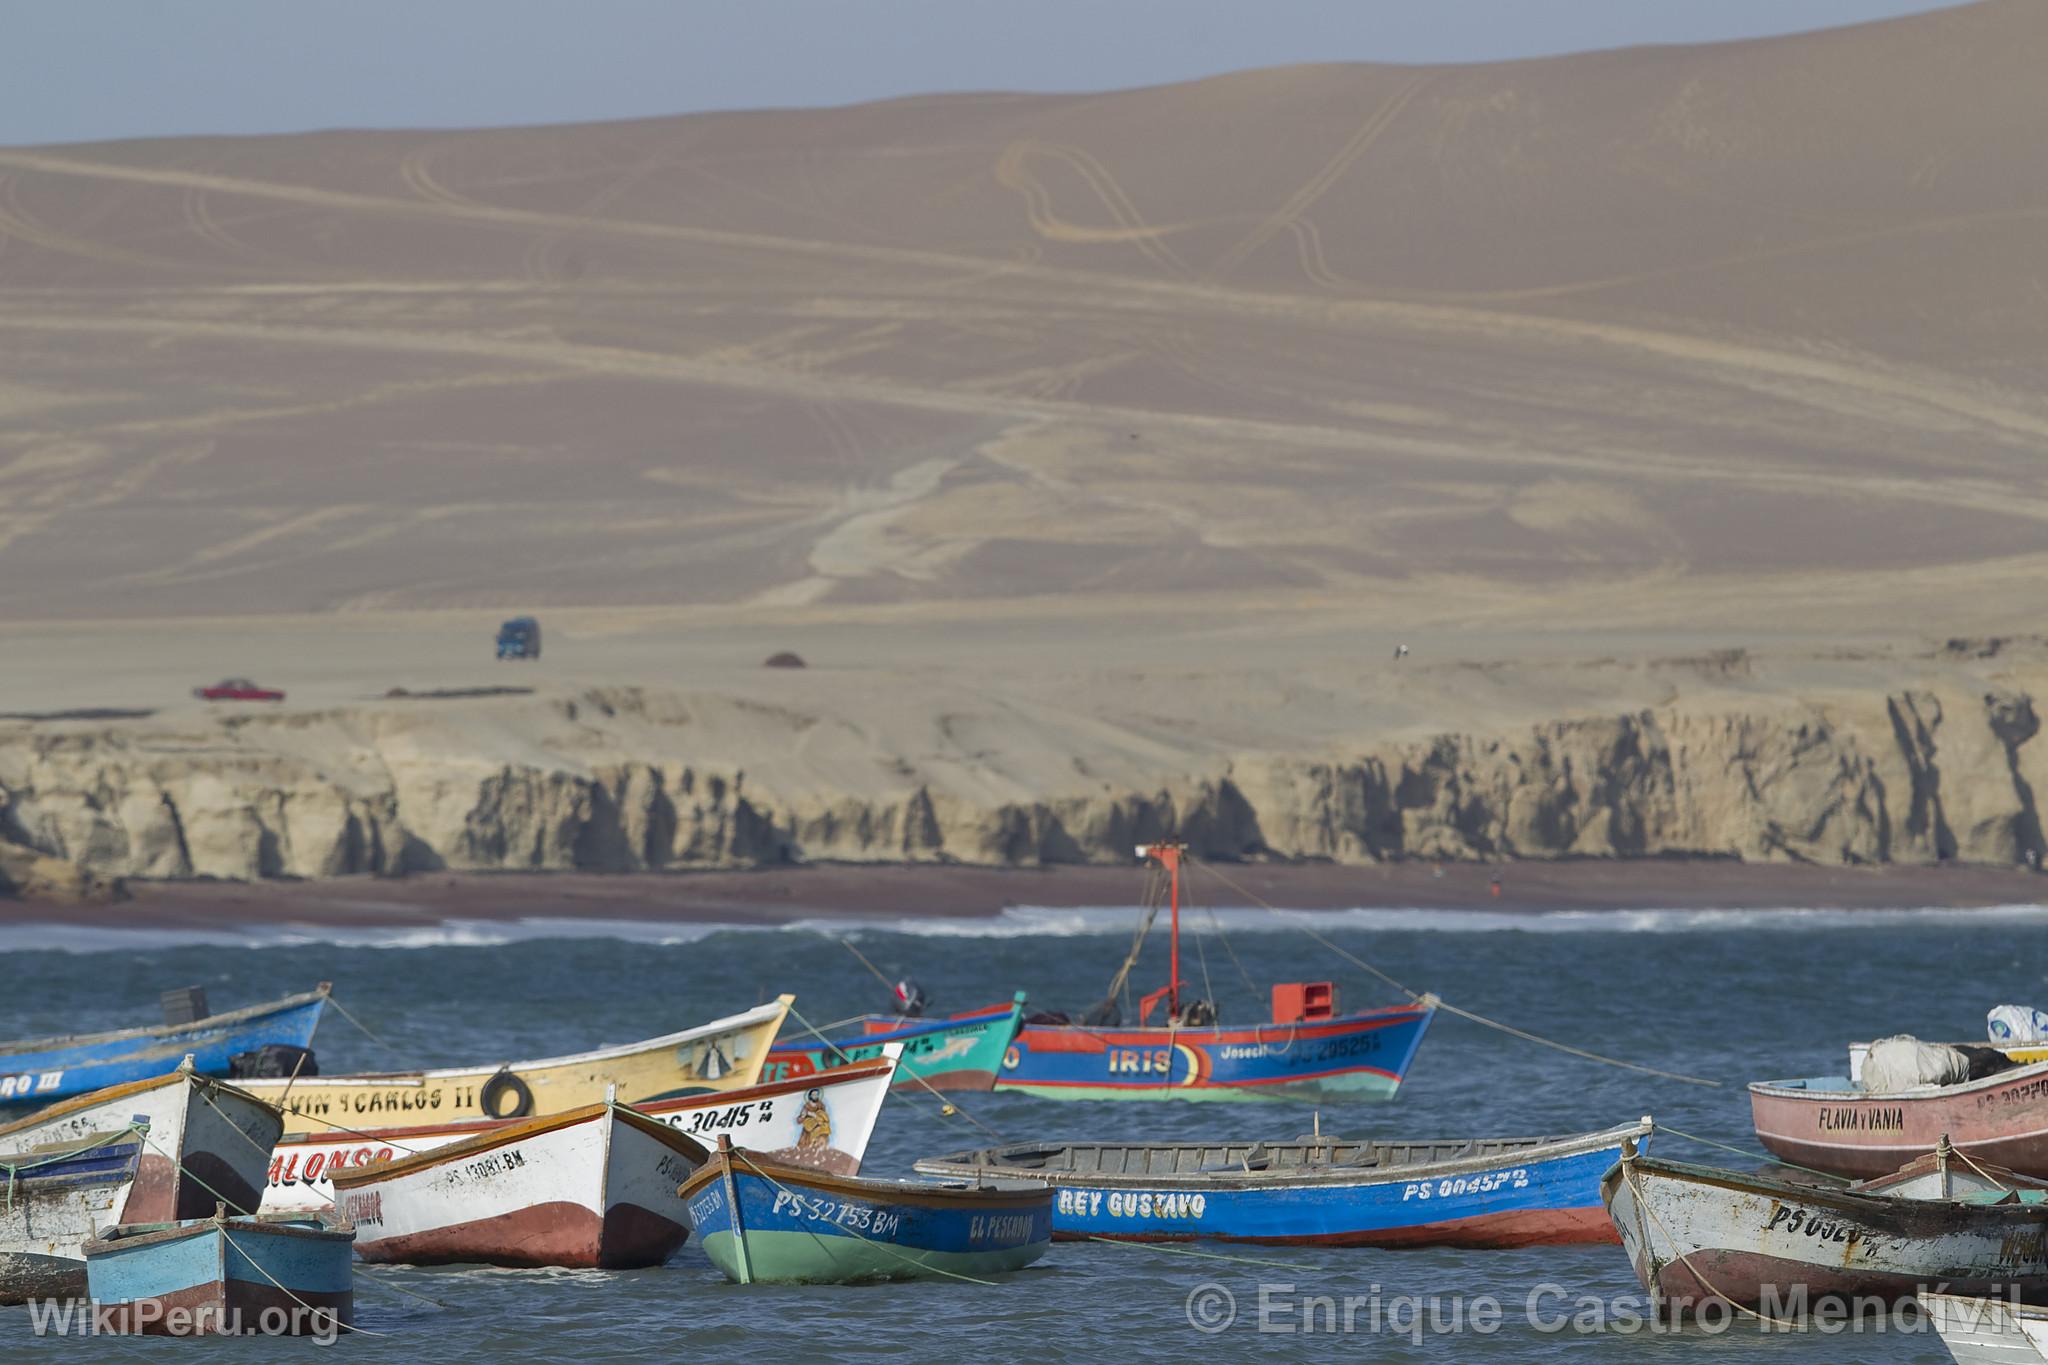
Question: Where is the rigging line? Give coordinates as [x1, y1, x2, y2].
[1653, 1125, 1850, 1184]
[1205, 907, 1262, 999]
[832, 935, 902, 996]
[324, 993, 396, 1052]
[1188, 857, 1725, 1089]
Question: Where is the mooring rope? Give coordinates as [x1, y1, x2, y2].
[1082, 1235, 1325, 1273]
[1189, 857, 1725, 1088]
[1653, 1124, 1851, 1185]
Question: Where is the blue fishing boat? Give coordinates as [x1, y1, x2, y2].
[994, 844, 1435, 1101]
[914, 1118, 1651, 1247]
[0, 984, 329, 1108]
[85, 1211, 354, 1336]
[680, 1136, 1052, 1283]
[1, 1133, 146, 1304]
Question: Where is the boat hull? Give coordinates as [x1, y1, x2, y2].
[1751, 1064, 2048, 1178]
[1922, 1291, 2048, 1363]
[261, 1054, 894, 1215]
[85, 1218, 353, 1336]
[994, 1003, 1432, 1101]
[238, 997, 791, 1135]
[765, 997, 1023, 1094]
[914, 1122, 1645, 1247]
[1604, 1153, 2048, 1317]
[0, 989, 327, 1108]
[331, 1104, 706, 1269]
[0, 1071, 283, 1225]
[0, 1140, 142, 1305]
[680, 1152, 1052, 1284]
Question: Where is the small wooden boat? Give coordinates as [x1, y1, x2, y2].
[1921, 1289, 2048, 1362]
[0, 985, 328, 1107]
[680, 1136, 1053, 1284]
[1751, 1062, 2048, 1177]
[994, 844, 1435, 1101]
[85, 1212, 353, 1336]
[1604, 1137, 2048, 1318]
[0, 1134, 144, 1304]
[765, 994, 1026, 1093]
[330, 1099, 709, 1268]
[238, 996, 793, 1135]
[261, 1051, 897, 1215]
[914, 1118, 1649, 1247]
[0, 1061, 284, 1223]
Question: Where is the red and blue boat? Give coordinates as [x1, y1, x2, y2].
[993, 844, 1434, 1102]
[915, 1118, 1651, 1247]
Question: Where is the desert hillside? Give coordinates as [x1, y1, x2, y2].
[4, 2, 2047, 893]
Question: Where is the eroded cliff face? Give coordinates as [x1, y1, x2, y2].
[4, 679, 2047, 894]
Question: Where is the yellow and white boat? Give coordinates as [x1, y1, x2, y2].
[240, 997, 792, 1136]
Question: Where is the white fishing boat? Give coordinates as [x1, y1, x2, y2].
[0, 1061, 283, 1224]
[1605, 1136, 2048, 1319]
[0, 1135, 145, 1304]
[260, 1050, 897, 1215]
[329, 1098, 708, 1268]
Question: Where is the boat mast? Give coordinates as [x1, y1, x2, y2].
[1138, 843, 1186, 1017]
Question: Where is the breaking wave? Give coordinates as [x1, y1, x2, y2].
[3, 902, 2044, 953]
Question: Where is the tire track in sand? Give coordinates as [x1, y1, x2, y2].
[1207, 73, 1427, 283]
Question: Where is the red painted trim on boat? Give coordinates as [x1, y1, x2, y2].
[351, 1199, 689, 1269]
[1071, 1206, 1614, 1249]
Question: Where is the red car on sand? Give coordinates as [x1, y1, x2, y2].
[194, 678, 285, 702]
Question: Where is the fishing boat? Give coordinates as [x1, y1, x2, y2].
[236, 996, 793, 1135]
[85, 1212, 353, 1335]
[1604, 1136, 2048, 1318]
[913, 1117, 1650, 1247]
[1750, 1062, 2048, 1178]
[680, 1136, 1053, 1284]
[330, 1097, 708, 1269]
[0, 984, 328, 1107]
[263, 1051, 896, 1215]
[1922, 1290, 2048, 1362]
[0, 1061, 284, 1224]
[764, 994, 1026, 1093]
[993, 844, 1434, 1101]
[0, 1134, 144, 1304]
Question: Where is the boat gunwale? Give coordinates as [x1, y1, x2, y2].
[1612, 1151, 2048, 1222]
[680, 1149, 1053, 1211]
[1010, 1000, 1433, 1047]
[237, 996, 793, 1091]
[329, 1102, 710, 1188]
[911, 1119, 1650, 1191]
[83, 1214, 352, 1258]
[267, 1055, 896, 1147]
[0, 1070, 278, 1141]
[1748, 1059, 2048, 1102]
[0, 987, 330, 1061]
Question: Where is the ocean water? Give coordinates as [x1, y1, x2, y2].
[6, 900, 2045, 1361]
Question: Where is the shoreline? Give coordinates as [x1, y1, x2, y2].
[5, 859, 2045, 934]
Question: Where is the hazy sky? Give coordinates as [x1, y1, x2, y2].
[5, 0, 1975, 147]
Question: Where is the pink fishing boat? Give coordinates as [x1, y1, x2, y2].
[1750, 1062, 2048, 1178]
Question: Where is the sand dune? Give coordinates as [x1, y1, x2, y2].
[0, 0, 2043, 631]
[6, 5, 2048, 893]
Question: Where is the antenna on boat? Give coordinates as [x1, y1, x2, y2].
[1136, 843, 1187, 1019]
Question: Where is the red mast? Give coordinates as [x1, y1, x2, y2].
[1138, 842, 1186, 1018]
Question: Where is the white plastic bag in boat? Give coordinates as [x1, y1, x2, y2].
[1860, 1035, 1969, 1092]
[1988, 1005, 2048, 1043]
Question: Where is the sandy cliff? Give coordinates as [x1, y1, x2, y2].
[8, 650, 2048, 893]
